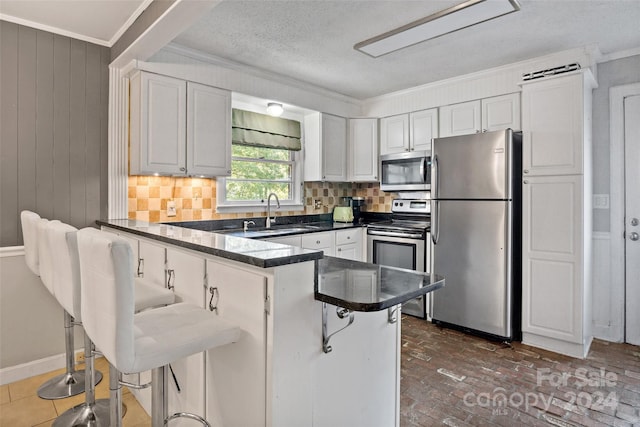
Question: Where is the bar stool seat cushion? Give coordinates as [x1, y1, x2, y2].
[127, 302, 241, 373]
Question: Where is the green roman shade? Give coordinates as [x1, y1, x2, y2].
[232, 108, 302, 151]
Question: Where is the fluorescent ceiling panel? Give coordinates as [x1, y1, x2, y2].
[355, 0, 521, 58]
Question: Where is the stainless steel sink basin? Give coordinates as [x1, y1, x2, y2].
[217, 224, 324, 238]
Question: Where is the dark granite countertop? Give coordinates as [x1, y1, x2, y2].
[316, 256, 445, 312]
[97, 219, 323, 268]
[163, 212, 391, 239]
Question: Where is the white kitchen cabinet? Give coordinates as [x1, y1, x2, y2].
[165, 247, 207, 427]
[410, 108, 438, 153]
[264, 234, 302, 247]
[304, 112, 348, 181]
[348, 118, 378, 182]
[520, 70, 595, 359]
[380, 109, 438, 155]
[335, 228, 362, 261]
[186, 82, 232, 176]
[302, 231, 335, 256]
[380, 114, 409, 155]
[439, 93, 520, 137]
[521, 73, 590, 176]
[439, 100, 481, 137]
[138, 238, 167, 288]
[205, 259, 268, 426]
[130, 71, 231, 177]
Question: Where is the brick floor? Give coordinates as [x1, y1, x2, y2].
[400, 316, 640, 427]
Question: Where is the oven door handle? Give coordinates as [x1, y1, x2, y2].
[368, 230, 424, 239]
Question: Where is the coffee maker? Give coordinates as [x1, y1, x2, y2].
[351, 197, 365, 223]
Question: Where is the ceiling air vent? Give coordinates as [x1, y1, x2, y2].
[522, 63, 581, 81]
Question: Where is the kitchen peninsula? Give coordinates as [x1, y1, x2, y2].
[98, 219, 444, 427]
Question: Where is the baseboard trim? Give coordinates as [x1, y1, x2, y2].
[0, 350, 84, 386]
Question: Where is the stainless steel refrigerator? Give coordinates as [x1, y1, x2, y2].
[430, 129, 521, 341]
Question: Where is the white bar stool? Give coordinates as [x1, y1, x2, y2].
[47, 222, 179, 426]
[76, 228, 242, 427]
[20, 210, 89, 399]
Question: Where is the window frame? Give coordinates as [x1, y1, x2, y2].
[217, 104, 304, 213]
[217, 148, 304, 213]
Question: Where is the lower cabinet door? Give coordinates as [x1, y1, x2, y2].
[166, 247, 207, 426]
[205, 259, 268, 426]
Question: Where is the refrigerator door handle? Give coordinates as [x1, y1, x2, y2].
[431, 199, 439, 244]
[432, 154, 439, 199]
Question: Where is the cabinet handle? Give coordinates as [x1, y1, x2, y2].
[208, 287, 219, 314]
[523, 180, 529, 184]
[137, 258, 144, 278]
[338, 248, 342, 252]
[167, 269, 175, 290]
[316, 240, 321, 244]
[523, 169, 529, 174]
[347, 236, 350, 240]
[179, 167, 186, 172]
[482, 129, 487, 133]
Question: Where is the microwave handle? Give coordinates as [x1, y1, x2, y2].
[420, 157, 426, 183]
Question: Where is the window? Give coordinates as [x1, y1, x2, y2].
[217, 139, 303, 212]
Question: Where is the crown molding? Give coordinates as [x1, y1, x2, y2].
[0, 14, 110, 46]
[599, 46, 640, 64]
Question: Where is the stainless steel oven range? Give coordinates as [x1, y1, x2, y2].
[367, 198, 431, 318]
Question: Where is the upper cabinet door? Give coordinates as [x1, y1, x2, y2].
[380, 114, 409, 155]
[522, 73, 586, 176]
[130, 72, 187, 175]
[439, 100, 481, 137]
[410, 108, 438, 152]
[186, 82, 231, 177]
[322, 114, 348, 181]
[348, 118, 378, 182]
[482, 93, 520, 132]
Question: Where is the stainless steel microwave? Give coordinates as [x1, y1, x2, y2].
[380, 150, 431, 192]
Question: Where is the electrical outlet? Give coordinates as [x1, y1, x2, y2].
[167, 200, 177, 217]
[314, 199, 322, 209]
[76, 352, 85, 364]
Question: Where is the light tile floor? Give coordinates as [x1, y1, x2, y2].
[0, 357, 150, 427]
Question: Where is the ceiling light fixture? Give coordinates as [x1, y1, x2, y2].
[354, 0, 521, 58]
[266, 102, 284, 117]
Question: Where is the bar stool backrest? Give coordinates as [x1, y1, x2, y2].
[77, 228, 136, 371]
[20, 210, 42, 276]
[36, 219, 59, 294]
[47, 221, 81, 321]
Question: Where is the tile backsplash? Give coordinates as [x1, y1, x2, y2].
[128, 176, 395, 222]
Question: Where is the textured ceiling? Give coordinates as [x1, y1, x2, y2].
[172, 0, 640, 99]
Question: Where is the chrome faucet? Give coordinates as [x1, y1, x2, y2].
[266, 193, 280, 229]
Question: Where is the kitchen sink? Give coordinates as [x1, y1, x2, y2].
[216, 224, 324, 238]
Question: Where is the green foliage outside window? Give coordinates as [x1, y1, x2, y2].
[226, 145, 293, 201]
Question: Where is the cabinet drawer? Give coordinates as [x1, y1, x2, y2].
[335, 228, 361, 246]
[301, 232, 334, 249]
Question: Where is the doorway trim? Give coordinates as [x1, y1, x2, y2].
[609, 82, 640, 343]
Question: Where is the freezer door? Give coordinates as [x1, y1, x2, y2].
[431, 200, 512, 338]
[432, 129, 511, 200]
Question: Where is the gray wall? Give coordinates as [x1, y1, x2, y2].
[0, 21, 109, 246]
[592, 54, 640, 232]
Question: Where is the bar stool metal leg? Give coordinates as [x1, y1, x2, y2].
[53, 333, 111, 426]
[151, 366, 210, 427]
[110, 362, 123, 427]
[37, 312, 103, 399]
